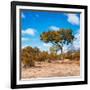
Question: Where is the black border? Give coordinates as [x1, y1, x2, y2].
[11, 1, 88, 89]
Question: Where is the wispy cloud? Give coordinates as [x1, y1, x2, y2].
[65, 14, 79, 25]
[22, 37, 30, 41]
[21, 12, 25, 18]
[22, 28, 36, 36]
[43, 43, 51, 47]
[73, 30, 80, 50]
[22, 44, 29, 49]
[49, 26, 60, 31]
[21, 37, 30, 49]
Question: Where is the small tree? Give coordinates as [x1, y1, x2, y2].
[50, 45, 60, 54]
[40, 29, 74, 60]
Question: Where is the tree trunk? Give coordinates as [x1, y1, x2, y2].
[61, 48, 63, 60]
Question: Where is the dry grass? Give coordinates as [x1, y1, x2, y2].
[21, 60, 80, 79]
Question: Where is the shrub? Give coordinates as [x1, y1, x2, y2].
[36, 51, 48, 61]
[21, 47, 35, 68]
[64, 51, 80, 60]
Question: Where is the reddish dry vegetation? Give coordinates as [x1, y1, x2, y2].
[21, 59, 80, 79]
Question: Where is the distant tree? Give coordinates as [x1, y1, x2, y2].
[50, 45, 60, 54]
[40, 29, 74, 60]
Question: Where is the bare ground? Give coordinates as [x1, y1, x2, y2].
[21, 60, 80, 79]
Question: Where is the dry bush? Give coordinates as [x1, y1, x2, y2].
[21, 47, 35, 68]
[36, 51, 48, 61]
[64, 51, 80, 60]
[21, 47, 49, 67]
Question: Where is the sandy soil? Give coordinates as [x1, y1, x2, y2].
[21, 60, 80, 79]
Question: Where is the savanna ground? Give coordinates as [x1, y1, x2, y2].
[21, 59, 80, 79]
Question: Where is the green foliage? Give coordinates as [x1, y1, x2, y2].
[50, 45, 60, 54]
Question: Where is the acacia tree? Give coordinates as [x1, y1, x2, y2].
[50, 45, 60, 54]
[40, 29, 74, 60]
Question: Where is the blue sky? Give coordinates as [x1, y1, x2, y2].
[21, 10, 80, 52]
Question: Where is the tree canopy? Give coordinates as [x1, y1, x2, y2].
[40, 29, 75, 59]
[40, 29, 74, 45]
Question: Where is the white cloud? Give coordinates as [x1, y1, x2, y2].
[21, 38, 30, 49]
[21, 13, 25, 18]
[65, 14, 79, 25]
[22, 28, 36, 36]
[73, 30, 80, 50]
[49, 26, 60, 31]
[63, 45, 69, 53]
[22, 45, 28, 49]
[22, 37, 30, 41]
[56, 45, 70, 54]
[43, 43, 51, 47]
